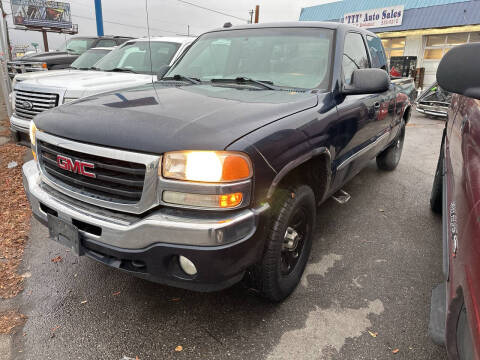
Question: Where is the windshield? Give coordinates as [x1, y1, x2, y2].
[167, 28, 333, 90]
[70, 49, 111, 69]
[58, 38, 96, 55]
[93, 41, 181, 74]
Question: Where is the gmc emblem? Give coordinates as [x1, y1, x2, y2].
[56, 155, 96, 178]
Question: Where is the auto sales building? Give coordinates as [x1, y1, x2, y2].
[299, 0, 480, 87]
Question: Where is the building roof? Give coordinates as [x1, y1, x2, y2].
[300, 0, 471, 21]
[300, 0, 480, 32]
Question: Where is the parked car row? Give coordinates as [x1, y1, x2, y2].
[7, 35, 133, 78]
[10, 36, 194, 144]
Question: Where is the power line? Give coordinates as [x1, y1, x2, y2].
[72, 14, 181, 35]
[176, 0, 248, 22]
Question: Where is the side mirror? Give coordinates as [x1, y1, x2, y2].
[343, 68, 390, 95]
[156, 65, 171, 80]
[437, 43, 480, 100]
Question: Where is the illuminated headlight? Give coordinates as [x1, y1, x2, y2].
[63, 97, 78, 104]
[162, 151, 252, 183]
[161, 151, 252, 209]
[29, 121, 38, 160]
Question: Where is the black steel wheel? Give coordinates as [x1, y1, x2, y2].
[252, 184, 316, 302]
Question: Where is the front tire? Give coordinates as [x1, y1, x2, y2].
[376, 121, 406, 171]
[253, 184, 316, 302]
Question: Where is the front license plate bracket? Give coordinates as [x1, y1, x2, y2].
[47, 214, 82, 256]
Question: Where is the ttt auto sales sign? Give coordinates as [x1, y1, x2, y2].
[344, 5, 404, 29]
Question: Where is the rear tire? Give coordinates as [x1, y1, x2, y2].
[430, 136, 445, 214]
[253, 184, 316, 302]
[376, 121, 406, 171]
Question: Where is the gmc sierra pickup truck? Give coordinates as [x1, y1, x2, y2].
[23, 22, 415, 301]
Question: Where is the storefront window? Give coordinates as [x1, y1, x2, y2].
[447, 33, 468, 45]
[426, 35, 446, 47]
[381, 37, 405, 59]
[424, 48, 443, 60]
[424, 33, 470, 61]
[469, 32, 480, 43]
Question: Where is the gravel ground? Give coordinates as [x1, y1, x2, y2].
[10, 112, 447, 360]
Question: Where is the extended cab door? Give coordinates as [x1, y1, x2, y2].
[333, 32, 394, 181]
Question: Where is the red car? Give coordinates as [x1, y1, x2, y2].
[429, 42, 480, 359]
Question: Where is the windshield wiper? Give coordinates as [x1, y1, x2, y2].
[161, 74, 201, 84]
[210, 77, 277, 90]
[66, 48, 80, 54]
[107, 68, 137, 73]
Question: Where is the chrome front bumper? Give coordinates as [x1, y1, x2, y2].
[23, 160, 269, 249]
[415, 105, 448, 118]
[9, 114, 30, 134]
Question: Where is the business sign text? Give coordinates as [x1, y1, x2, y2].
[344, 5, 404, 29]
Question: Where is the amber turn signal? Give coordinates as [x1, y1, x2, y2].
[219, 193, 243, 208]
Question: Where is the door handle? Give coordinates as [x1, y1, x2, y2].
[374, 102, 381, 110]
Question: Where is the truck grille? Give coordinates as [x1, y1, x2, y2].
[38, 140, 146, 203]
[14, 90, 58, 120]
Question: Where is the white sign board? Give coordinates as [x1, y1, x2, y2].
[344, 5, 404, 29]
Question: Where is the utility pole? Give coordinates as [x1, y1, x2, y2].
[94, 0, 104, 36]
[248, 9, 254, 24]
[0, 1, 12, 60]
[187, 25, 190, 36]
[42, 30, 49, 52]
[0, 9, 11, 115]
[254, 5, 260, 23]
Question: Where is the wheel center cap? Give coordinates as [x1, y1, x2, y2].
[284, 227, 300, 251]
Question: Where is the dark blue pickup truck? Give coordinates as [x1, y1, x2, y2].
[23, 22, 416, 301]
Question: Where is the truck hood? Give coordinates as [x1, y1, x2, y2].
[13, 51, 76, 63]
[17, 71, 154, 98]
[14, 69, 80, 83]
[35, 82, 319, 154]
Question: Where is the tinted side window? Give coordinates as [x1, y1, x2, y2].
[366, 35, 387, 70]
[343, 32, 369, 85]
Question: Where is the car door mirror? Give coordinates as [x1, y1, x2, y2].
[437, 43, 480, 100]
[157, 65, 171, 80]
[343, 68, 390, 95]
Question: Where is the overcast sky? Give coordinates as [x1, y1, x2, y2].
[2, 0, 338, 51]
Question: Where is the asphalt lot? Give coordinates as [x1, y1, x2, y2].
[11, 112, 447, 360]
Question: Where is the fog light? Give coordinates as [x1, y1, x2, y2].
[179, 256, 197, 276]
